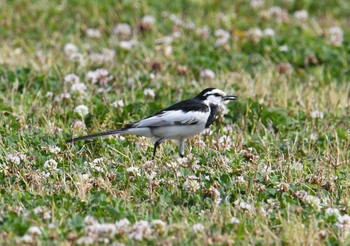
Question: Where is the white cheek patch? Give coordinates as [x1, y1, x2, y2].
[207, 95, 222, 104]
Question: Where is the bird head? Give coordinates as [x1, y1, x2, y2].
[195, 88, 237, 105]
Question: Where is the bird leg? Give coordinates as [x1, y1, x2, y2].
[178, 138, 185, 158]
[152, 137, 166, 160]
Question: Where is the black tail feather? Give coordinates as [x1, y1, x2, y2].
[66, 129, 121, 143]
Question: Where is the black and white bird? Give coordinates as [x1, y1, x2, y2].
[66, 88, 237, 159]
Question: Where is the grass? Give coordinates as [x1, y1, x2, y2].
[0, 0, 349, 244]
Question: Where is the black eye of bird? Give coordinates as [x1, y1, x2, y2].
[213, 93, 222, 97]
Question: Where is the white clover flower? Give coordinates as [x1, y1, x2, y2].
[325, 208, 340, 217]
[64, 73, 80, 83]
[201, 128, 213, 136]
[64, 43, 78, 55]
[237, 176, 245, 184]
[248, 28, 263, 42]
[172, 30, 181, 38]
[34, 206, 51, 220]
[87, 158, 104, 173]
[305, 195, 322, 210]
[214, 29, 230, 46]
[166, 161, 178, 169]
[197, 26, 210, 39]
[71, 120, 84, 130]
[143, 88, 156, 99]
[260, 207, 268, 217]
[17, 234, 34, 244]
[187, 175, 198, 180]
[85, 223, 117, 241]
[71, 82, 87, 94]
[152, 219, 166, 228]
[79, 173, 90, 181]
[215, 37, 229, 47]
[183, 20, 195, 29]
[335, 214, 350, 229]
[28, 226, 42, 236]
[294, 10, 308, 21]
[74, 105, 89, 118]
[192, 223, 205, 233]
[34, 206, 44, 214]
[290, 161, 303, 170]
[92, 158, 103, 165]
[119, 40, 138, 50]
[177, 157, 191, 166]
[129, 220, 151, 241]
[239, 201, 253, 211]
[229, 217, 240, 224]
[86, 28, 101, 38]
[261, 165, 273, 174]
[86, 69, 113, 85]
[84, 215, 98, 225]
[89, 48, 115, 64]
[276, 182, 289, 192]
[184, 179, 200, 193]
[89, 53, 107, 64]
[49, 146, 61, 154]
[19, 153, 27, 161]
[126, 166, 141, 176]
[215, 28, 230, 39]
[68, 52, 86, 66]
[112, 99, 124, 108]
[39, 171, 50, 179]
[200, 69, 215, 79]
[327, 26, 344, 46]
[162, 45, 173, 57]
[169, 14, 183, 26]
[55, 93, 71, 101]
[149, 73, 156, 80]
[295, 190, 308, 200]
[102, 48, 115, 59]
[77, 236, 94, 245]
[46, 91, 53, 97]
[44, 159, 58, 171]
[279, 45, 289, 52]
[145, 171, 157, 180]
[266, 6, 289, 23]
[250, 0, 264, 8]
[218, 135, 232, 150]
[139, 15, 156, 30]
[6, 153, 21, 165]
[114, 135, 126, 141]
[311, 110, 324, 119]
[14, 48, 22, 55]
[113, 23, 132, 38]
[155, 36, 174, 45]
[263, 28, 275, 37]
[115, 218, 131, 233]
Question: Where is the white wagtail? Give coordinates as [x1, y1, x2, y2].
[66, 88, 237, 159]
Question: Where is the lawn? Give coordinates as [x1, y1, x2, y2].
[0, 0, 349, 244]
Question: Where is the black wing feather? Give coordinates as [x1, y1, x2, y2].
[155, 99, 209, 115]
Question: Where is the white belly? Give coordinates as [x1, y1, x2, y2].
[152, 124, 206, 139]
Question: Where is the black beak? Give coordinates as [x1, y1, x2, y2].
[223, 95, 237, 101]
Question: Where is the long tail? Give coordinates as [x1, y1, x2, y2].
[66, 129, 121, 143]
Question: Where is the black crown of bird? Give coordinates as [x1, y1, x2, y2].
[66, 88, 237, 159]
